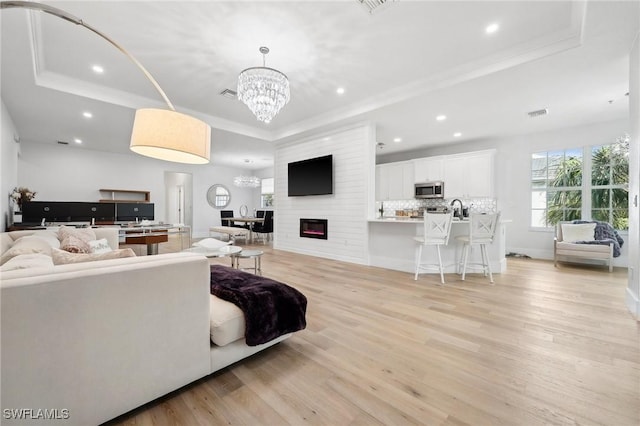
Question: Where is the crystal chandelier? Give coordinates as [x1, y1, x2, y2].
[233, 175, 261, 188]
[237, 47, 290, 124]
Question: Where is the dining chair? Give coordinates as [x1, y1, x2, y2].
[252, 211, 274, 243]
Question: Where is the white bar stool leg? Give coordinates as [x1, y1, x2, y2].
[482, 244, 494, 283]
[436, 244, 444, 284]
[414, 245, 423, 280]
[461, 244, 469, 281]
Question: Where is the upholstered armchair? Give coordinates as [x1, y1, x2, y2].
[553, 221, 623, 272]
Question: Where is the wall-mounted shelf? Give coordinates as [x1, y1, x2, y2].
[99, 189, 150, 203]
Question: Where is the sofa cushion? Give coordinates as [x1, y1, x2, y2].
[561, 223, 596, 242]
[0, 236, 53, 265]
[0, 253, 54, 272]
[51, 248, 136, 265]
[209, 295, 245, 346]
[58, 226, 97, 253]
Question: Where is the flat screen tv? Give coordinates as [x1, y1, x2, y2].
[288, 154, 333, 196]
[116, 203, 154, 222]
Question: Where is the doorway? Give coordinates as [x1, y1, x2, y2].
[164, 172, 193, 228]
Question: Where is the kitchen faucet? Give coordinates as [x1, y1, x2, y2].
[450, 199, 463, 219]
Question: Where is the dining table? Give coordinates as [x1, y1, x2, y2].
[231, 217, 265, 243]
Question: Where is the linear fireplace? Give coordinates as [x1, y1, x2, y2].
[300, 218, 328, 240]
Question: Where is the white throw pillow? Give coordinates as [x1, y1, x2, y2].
[32, 231, 61, 249]
[193, 238, 231, 250]
[0, 254, 54, 272]
[561, 223, 596, 242]
[88, 238, 112, 254]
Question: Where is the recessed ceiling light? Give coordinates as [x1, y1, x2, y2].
[336, 87, 345, 95]
[393, 137, 402, 143]
[453, 132, 462, 137]
[91, 65, 104, 74]
[82, 111, 93, 118]
[485, 23, 499, 34]
[74, 138, 82, 144]
[323, 137, 331, 141]
[436, 115, 447, 121]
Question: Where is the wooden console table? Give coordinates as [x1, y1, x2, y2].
[119, 225, 191, 255]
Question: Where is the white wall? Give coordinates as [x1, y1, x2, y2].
[627, 31, 639, 318]
[379, 119, 630, 266]
[1, 100, 20, 231]
[274, 123, 376, 264]
[17, 142, 257, 238]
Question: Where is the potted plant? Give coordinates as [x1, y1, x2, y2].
[10, 187, 36, 223]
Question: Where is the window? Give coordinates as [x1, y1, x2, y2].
[531, 134, 629, 230]
[591, 140, 629, 230]
[261, 178, 274, 208]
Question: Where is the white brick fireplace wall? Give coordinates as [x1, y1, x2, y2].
[273, 123, 376, 264]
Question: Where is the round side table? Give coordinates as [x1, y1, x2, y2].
[232, 249, 264, 275]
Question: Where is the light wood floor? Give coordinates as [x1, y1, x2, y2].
[108, 238, 639, 426]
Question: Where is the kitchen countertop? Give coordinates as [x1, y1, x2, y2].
[369, 217, 469, 223]
[368, 217, 511, 224]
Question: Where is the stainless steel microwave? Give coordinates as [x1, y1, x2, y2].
[415, 181, 444, 199]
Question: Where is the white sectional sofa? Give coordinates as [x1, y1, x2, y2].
[0, 228, 289, 425]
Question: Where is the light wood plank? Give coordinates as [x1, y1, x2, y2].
[106, 239, 639, 426]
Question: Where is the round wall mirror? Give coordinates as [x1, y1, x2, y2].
[206, 184, 231, 209]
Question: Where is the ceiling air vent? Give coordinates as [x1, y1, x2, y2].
[57, 140, 69, 145]
[219, 88, 237, 99]
[358, 0, 396, 14]
[528, 108, 549, 118]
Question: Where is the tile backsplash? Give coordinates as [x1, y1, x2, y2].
[376, 198, 497, 217]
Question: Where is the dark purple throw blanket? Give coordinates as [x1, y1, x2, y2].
[571, 220, 625, 257]
[210, 265, 307, 346]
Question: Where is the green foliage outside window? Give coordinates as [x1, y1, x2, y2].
[542, 134, 629, 230]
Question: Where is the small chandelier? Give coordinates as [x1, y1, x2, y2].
[237, 47, 290, 124]
[233, 176, 261, 188]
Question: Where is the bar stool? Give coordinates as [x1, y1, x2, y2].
[414, 212, 454, 284]
[455, 212, 501, 283]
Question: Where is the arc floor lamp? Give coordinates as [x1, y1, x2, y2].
[1, 1, 211, 164]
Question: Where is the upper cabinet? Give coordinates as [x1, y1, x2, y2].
[376, 150, 495, 201]
[443, 150, 495, 198]
[414, 157, 444, 183]
[376, 161, 415, 201]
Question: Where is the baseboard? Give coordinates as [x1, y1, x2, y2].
[273, 243, 368, 266]
[508, 246, 628, 268]
[368, 255, 506, 274]
[625, 287, 640, 320]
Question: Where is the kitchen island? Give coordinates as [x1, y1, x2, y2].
[368, 217, 508, 275]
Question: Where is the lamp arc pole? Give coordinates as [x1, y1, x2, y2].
[1, 0, 212, 164]
[0, 0, 175, 111]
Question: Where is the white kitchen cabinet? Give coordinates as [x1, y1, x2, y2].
[443, 156, 468, 199]
[443, 150, 494, 198]
[376, 161, 415, 200]
[414, 157, 444, 183]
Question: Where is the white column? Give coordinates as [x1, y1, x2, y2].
[627, 31, 640, 319]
